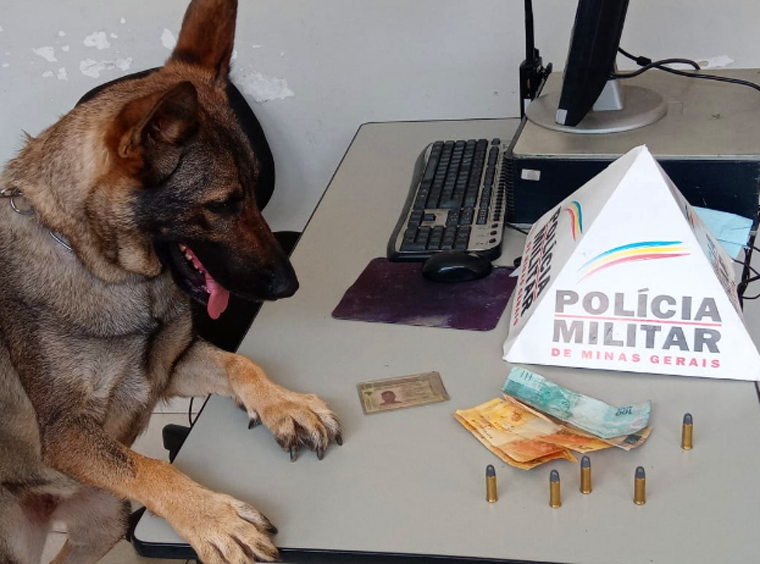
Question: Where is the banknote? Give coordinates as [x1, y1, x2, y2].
[454, 401, 577, 470]
[502, 367, 650, 439]
[600, 426, 653, 451]
[500, 394, 653, 451]
[454, 395, 651, 469]
[357, 371, 449, 414]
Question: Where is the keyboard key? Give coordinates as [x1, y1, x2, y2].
[400, 227, 419, 251]
[446, 210, 460, 226]
[401, 226, 431, 251]
[421, 151, 441, 184]
[454, 229, 471, 249]
[460, 207, 474, 225]
[408, 210, 424, 227]
[413, 194, 427, 210]
[440, 197, 463, 210]
[427, 188, 442, 208]
[428, 226, 444, 250]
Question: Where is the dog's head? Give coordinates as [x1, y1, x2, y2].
[83, 0, 297, 319]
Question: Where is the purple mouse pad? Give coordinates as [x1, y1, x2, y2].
[332, 258, 517, 331]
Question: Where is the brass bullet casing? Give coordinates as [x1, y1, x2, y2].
[580, 456, 592, 494]
[634, 466, 646, 505]
[681, 413, 693, 450]
[549, 470, 561, 508]
[486, 465, 498, 503]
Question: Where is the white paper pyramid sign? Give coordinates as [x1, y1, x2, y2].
[503, 145, 760, 381]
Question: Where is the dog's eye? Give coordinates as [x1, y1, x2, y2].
[204, 195, 242, 215]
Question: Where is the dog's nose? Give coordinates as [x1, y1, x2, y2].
[270, 275, 299, 299]
[268, 260, 299, 299]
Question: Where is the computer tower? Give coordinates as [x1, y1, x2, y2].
[506, 69, 760, 224]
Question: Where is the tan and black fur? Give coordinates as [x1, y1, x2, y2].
[0, 1, 341, 563]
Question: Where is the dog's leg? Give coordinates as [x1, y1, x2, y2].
[35, 414, 279, 564]
[0, 488, 49, 564]
[166, 339, 342, 461]
[48, 488, 129, 564]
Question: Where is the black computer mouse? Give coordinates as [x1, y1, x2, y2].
[421, 251, 494, 283]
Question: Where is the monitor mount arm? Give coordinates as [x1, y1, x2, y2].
[519, 0, 552, 117]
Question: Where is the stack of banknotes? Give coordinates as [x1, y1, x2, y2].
[454, 367, 652, 469]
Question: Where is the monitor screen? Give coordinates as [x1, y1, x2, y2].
[556, 0, 629, 126]
[525, 0, 667, 134]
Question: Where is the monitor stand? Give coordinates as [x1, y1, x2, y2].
[526, 79, 667, 134]
[506, 69, 760, 224]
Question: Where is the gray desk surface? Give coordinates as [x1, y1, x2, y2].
[134, 118, 760, 564]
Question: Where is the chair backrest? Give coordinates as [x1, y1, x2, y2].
[75, 68, 276, 210]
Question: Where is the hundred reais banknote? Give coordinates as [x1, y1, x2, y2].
[502, 367, 650, 439]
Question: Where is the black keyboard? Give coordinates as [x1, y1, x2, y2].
[387, 138, 509, 261]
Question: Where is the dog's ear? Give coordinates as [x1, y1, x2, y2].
[112, 82, 199, 180]
[170, 0, 237, 81]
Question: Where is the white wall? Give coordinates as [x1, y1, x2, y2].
[1, 1, 759, 231]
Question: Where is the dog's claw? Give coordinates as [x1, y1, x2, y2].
[247, 412, 261, 429]
[290, 445, 299, 462]
[335, 433, 343, 446]
[316, 446, 325, 460]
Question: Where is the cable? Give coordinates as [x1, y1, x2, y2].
[735, 260, 760, 279]
[506, 223, 530, 235]
[640, 66, 760, 95]
[613, 59, 701, 79]
[188, 397, 196, 426]
[614, 47, 760, 95]
[617, 47, 701, 72]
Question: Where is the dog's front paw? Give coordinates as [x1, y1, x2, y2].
[248, 388, 342, 461]
[179, 493, 279, 564]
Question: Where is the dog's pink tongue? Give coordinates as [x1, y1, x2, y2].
[204, 272, 230, 320]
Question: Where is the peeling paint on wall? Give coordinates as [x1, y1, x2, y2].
[84, 32, 111, 50]
[32, 46, 57, 62]
[161, 28, 176, 50]
[79, 57, 132, 78]
[232, 70, 295, 103]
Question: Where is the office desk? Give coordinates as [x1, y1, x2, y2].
[134, 119, 760, 564]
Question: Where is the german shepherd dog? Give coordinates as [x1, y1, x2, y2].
[0, 0, 342, 562]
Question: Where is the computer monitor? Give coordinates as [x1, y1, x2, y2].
[526, 0, 666, 134]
